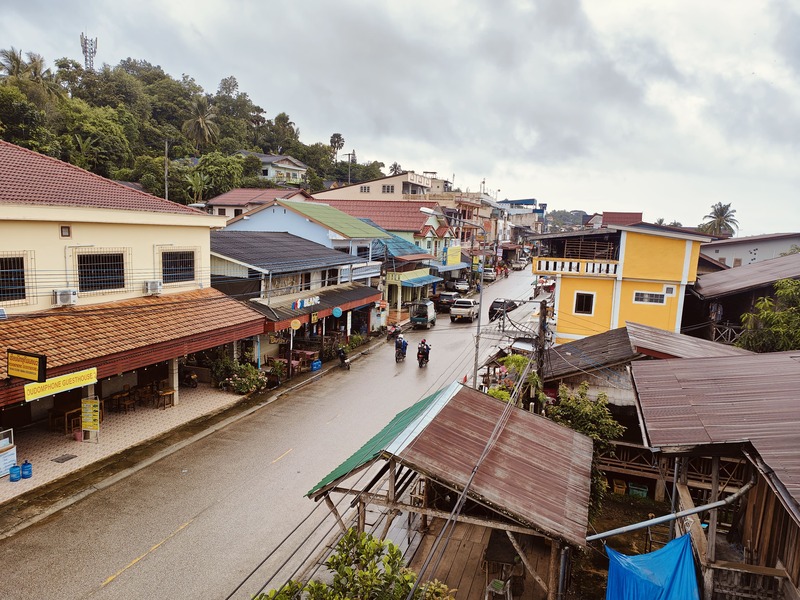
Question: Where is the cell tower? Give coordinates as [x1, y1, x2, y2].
[80, 33, 97, 71]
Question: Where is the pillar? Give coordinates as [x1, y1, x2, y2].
[168, 358, 180, 405]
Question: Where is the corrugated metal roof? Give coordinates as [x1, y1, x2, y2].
[211, 231, 362, 273]
[250, 282, 381, 323]
[543, 327, 637, 380]
[632, 353, 800, 514]
[280, 200, 390, 239]
[625, 322, 753, 359]
[309, 383, 593, 547]
[206, 188, 302, 206]
[307, 198, 438, 232]
[693, 252, 800, 299]
[401, 275, 443, 287]
[702, 232, 800, 248]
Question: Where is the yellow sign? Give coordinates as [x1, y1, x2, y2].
[81, 397, 100, 431]
[446, 245, 462, 266]
[290, 319, 302, 331]
[24, 368, 98, 402]
[310, 312, 319, 324]
[7, 349, 46, 382]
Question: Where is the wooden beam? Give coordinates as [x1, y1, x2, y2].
[324, 493, 348, 534]
[547, 539, 560, 600]
[506, 531, 548, 594]
[380, 510, 400, 540]
[708, 455, 719, 563]
[677, 483, 707, 565]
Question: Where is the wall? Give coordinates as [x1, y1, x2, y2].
[622, 231, 696, 282]
[554, 276, 615, 341]
[617, 280, 683, 332]
[225, 205, 331, 247]
[702, 236, 800, 267]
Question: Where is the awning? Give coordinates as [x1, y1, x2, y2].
[401, 275, 444, 288]
[251, 282, 382, 332]
[0, 288, 266, 408]
[427, 261, 469, 273]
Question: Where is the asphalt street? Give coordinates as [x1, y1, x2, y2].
[0, 270, 538, 600]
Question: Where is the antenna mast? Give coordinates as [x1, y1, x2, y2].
[80, 33, 97, 71]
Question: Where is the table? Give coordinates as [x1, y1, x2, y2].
[292, 350, 319, 371]
[156, 389, 175, 410]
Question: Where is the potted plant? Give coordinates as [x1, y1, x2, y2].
[268, 360, 286, 387]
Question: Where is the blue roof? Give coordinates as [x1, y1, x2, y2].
[362, 218, 431, 258]
[402, 275, 443, 288]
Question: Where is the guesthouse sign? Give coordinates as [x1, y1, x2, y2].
[7, 349, 47, 382]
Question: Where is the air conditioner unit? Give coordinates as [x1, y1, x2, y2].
[144, 280, 163, 295]
[53, 288, 78, 306]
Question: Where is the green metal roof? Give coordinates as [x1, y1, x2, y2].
[306, 382, 460, 497]
[281, 199, 389, 239]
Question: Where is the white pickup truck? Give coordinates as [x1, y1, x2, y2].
[450, 298, 479, 323]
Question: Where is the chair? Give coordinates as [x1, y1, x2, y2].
[120, 394, 136, 413]
[485, 575, 513, 600]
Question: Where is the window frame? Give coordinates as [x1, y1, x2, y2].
[381, 184, 395, 194]
[76, 249, 128, 294]
[0, 252, 30, 305]
[633, 291, 667, 305]
[161, 248, 198, 285]
[573, 291, 595, 316]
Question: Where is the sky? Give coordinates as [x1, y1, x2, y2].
[2, 0, 799, 236]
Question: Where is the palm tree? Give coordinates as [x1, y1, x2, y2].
[389, 162, 403, 175]
[182, 96, 219, 151]
[700, 202, 739, 236]
[654, 218, 665, 226]
[0, 47, 28, 80]
[330, 133, 344, 162]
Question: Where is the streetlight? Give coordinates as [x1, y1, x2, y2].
[420, 207, 485, 389]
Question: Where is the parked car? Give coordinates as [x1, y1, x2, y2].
[488, 298, 519, 322]
[481, 269, 497, 282]
[450, 298, 479, 323]
[454, 279, 470, 292]
[511, 260, 526, 271]
[435, 291, 461, 312]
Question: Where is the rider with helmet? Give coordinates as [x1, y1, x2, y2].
[395, 334, 408, 357]
[418, 339, 430, 362]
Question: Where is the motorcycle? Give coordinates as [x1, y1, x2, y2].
[395, 347, 406, 362]
[417, 345, 430, 368]
[180, 368, 198, 388]
[386, 323, 402, 342]
[337, 347, 351, 370]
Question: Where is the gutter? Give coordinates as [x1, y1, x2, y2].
[586, 476, 756, 542]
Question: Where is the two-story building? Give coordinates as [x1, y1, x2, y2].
[531, 223, 711, 344]
[701, 232, 800, 268]
[312, 172, 432, 200]
[0, 140, 265, 431]
[205, 187, 309, 219]
[237, 151, 308, 184]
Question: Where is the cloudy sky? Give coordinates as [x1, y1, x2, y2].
[3, 0, 799, 235]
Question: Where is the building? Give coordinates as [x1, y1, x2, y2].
[0, 140, 265, 430]
[701, 232, 800, 267]
[531, 223, 711, 344]
[311, 171, 432, 200]
[205, 187, 309, 219]
[237, 151, 308, 184]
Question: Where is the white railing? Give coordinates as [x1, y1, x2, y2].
[535, 258, 618, 276]
[341, 261, 382, 281]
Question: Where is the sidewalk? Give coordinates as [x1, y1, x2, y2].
[0, 336, 389, 539]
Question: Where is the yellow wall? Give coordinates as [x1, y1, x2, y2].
[1, 206, 223, 314]
[555, 277, 616, 338]
[622, 231, 692, 281]
[617, 280, 681, 331]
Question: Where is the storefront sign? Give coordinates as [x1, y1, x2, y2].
[7, 349, 47, 382]
[310, 312, 319, 323]
[291, 295, 320, 310]
[446, 245, 462, 266]
[82, 396, 100, 432]
[0, 445, 17, 478]
[24, 367, 98, 402]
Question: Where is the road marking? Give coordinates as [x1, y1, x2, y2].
[101, 519, 194, 587]
[272, 448, 292, 463]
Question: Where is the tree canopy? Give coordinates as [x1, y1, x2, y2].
[736, 278, 800, 353]
[699, 202, 739, 236]
[0, 47, 388, 200]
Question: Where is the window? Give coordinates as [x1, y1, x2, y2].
[359, 185, 370, 193]
[218, 208, 227, 216]
[0, 256, 26, 302]
[234, 209, 243, 217]
[302, 272, 311, 291]
[60, 225, 71, 238]
[733, 258, 742, 267]
[357, 246, 371, 259]
[634, 292, 666, 304]
[77, 253, 125, 292]
[718, 257, 726, 265]
[381, 185, 395, 194]
[162, 251, 195, 283]
[664, 286, 676, 296]
[574, 292, 594, 315]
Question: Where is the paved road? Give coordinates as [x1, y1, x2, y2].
[0, 271, 537, 600]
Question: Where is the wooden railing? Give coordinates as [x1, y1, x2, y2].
[712, 322, 744, 345]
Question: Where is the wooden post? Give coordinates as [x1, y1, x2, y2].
[547, 539, 560, 600]
[708, 455, 720, 563]
[324, 494, 348, 534]
[506, 531, 548, 595]
[358, 498, 366, 533]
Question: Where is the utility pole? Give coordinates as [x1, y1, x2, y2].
[343, 150, 356, 184]
[536, 299, 547, 378]
[164, 139, 169, 201]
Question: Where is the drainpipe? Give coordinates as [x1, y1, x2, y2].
[557, 546, 568, 599]
[586, 476, 755, 542]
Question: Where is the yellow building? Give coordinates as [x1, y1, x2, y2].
[532, 224, 711, 344]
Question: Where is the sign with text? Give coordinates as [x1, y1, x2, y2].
[7, 349, 47, 382]
[24, 367, 98, 402]
[82, 396, 100, 432]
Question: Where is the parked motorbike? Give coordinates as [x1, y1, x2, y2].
[337, 347, 351, 370]
[180, 368, 198, 388]
[386, 323, 401, 342]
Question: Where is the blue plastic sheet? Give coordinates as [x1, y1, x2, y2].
[606, 534, 699, 600]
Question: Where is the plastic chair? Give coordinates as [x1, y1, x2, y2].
[485, 575, 513, 600]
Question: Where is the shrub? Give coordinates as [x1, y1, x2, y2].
[223, 362, 269, 394]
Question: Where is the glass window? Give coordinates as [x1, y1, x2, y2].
[162, 251, 195, 283]
[218, 208, 227, 216]
[360, 185, 370, 193]
[381, 185, 395, 194]
[234, 209, 243, 216]
[634, 292, 666, 304]
[0, 256, 25, 302]
[78, 253, 125, 292]
[574, 292, 594, 315]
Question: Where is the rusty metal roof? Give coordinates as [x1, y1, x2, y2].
[632, 352, 800, 515]
[309, 382, 593, 547]
[625, 322, 753, 359]
[693, 252, 800, 299]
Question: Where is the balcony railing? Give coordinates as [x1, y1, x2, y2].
[535, 258, 618, 276]
[340, 261, 382, 281]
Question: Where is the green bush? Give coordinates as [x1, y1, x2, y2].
[224, 362, 269, 394]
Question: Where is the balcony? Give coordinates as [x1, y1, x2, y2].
[534, 257, 618, 276]
[340, 260, 382, 281]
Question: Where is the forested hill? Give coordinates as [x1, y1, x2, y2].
[0, 49, 386, 203]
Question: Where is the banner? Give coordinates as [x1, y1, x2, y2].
[24, 368, 97, 402]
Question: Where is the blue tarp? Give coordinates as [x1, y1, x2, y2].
[606, 534, 699, 600]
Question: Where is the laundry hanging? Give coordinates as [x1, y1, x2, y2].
[606, 533, 700, 600]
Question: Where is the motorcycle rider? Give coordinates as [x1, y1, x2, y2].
[418, 339, 430, 363]
[395, 334, 408, 358]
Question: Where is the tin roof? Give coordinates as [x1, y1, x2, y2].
[693, 252, 800, 299]
[632, 353, 800, 517]
[702, 232, 800, 248]
[308, 382, 593, 547]
[625, 322, 753, 359]
[306, 199, 438, 232]
[206, 188, 304, 207]
[211, 230, 363, 273]
[0, 140, 203, 215]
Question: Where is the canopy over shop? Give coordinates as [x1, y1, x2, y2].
[0, 288, 265, 427]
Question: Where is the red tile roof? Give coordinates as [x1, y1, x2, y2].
[0, 140, 203, 214]
[306, 198, 437, 232]
[206, 187, 305, 206]
[0, 288, 264, 380]
[602, 212, 643, 226]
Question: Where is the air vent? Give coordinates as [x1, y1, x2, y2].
[53, 288, 78, 306]
[144, 280, 163, 295]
